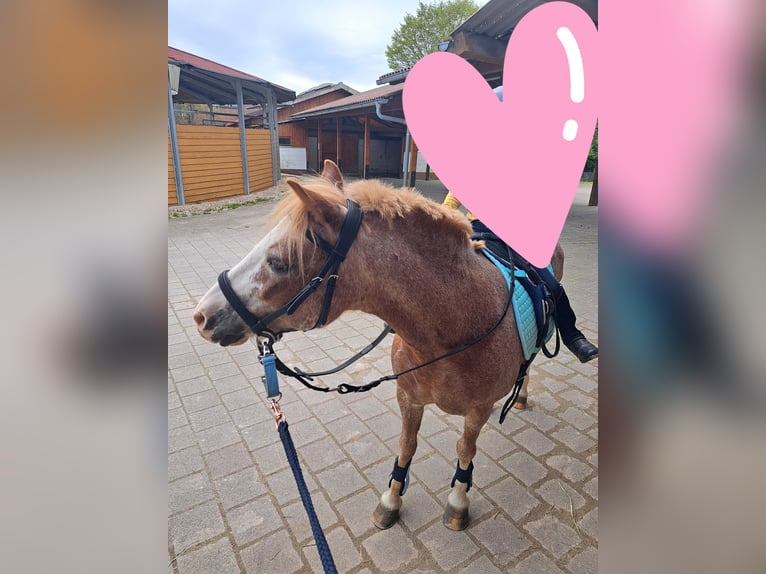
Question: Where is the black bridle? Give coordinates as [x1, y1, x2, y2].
[217, 199, 363, 340]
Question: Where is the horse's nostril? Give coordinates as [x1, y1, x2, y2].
[193, 311, 206, 329]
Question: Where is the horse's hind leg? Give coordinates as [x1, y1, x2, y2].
[372, 387, 423, 529]
[513, 372, 530, 409]
[443, 405, 493, 531]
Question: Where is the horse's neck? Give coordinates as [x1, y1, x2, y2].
[344, 216, 505, 353]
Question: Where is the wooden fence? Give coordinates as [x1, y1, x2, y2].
[168, 125, 273, 205]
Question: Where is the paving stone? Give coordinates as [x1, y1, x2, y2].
[220, 386, 260, 411]
[213, 373, 250, 394]
[398, 483, 443, 532]
[366, 411, 402, 441]
[169, 500, 225, 552]
[317, 461, 367, 501]
[524, 515, 581, 558]
[471, 451, 508, 489]
[189, 404, 232, 432]
[176, 374, 213, 396]
[458, 555, 503, 574]
[348, 395, 389, 420]
[567, 546, 597, 574]
[470, 515, 531, 565]
[583, 476, 598, 501]
[286, 417, 329, 448]
[283, 490, 338, 543]
[418, 408, 449, 437]
[476, 428, 517, 460]
[241, 529, 303, 574]
[551, 425, 596, 453]
[335, 488, 378, 537]
[513, 427, 556, 456]
[538, 376, 571, 394]
[500, 450, 548, 486]
[587, 453, 598, 468]
[168, 391, 182, 410]
[546, 454, 594, 482]
[515, 408, 560, 432]
[580, 507, 597, 540]
[199, 350, 233, 368]
[251, 441, 290, 476]
[362, 524, 418, 572]
[506, 552, 567, 574]
[214, 466, 268, 510]
[535, 479, 586, 511]
[226, 495, 283, 545]
[230, 404, 266, 430]
[485, 476, 541, 521]
[299, 435, 346, 472]
[411, 453, 454, 492]
[265, 465, 318, 506]
[197, 422, 242, 454]
[560, 389, 594, 410]
[176, 537, 239, 574]
[326, 413, 369, 444]
[241, 417, 281, 450]
[420, 520, 479, 569]
[169, 407, 189, 431]
[169, 425, 198, 454]
[170, 352, 203, 369]
[169, 471, 215, 515]
[560, 407, 596, 431]
[539, 361, 576, 378]
[303, 526, 362, 574]
[181, 389, 223, 413]
[570, 372, 598, 393]
[206, 362, 242, 381]
[168, 446, 204, 482]
[204, 442, 253, 479]
[343, 432, 393, 469]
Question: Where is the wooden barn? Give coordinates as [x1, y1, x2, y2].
[167, 47, 295, 205]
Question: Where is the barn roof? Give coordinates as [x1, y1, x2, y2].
[168, 46, 295, 105]
[289, 83, 403, 120]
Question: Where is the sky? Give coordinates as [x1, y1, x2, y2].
[168, 0, 488, 95]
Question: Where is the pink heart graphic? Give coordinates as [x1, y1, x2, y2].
[403, 1, 597, 267]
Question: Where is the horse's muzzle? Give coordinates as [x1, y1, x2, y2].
[193, 306, 249, 346]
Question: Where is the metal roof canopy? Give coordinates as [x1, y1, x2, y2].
[447, 0, 598, 83]
[167, 47, 296, 205]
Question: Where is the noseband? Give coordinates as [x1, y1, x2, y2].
[217, 199, 362, 340]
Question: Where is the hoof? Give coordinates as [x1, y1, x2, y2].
[372, 503, 400, 530]
[513, 396, 527, 410]
[442, 504, 470, 531]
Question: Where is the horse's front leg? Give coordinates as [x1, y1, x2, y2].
[371, 386, 423, 529]
[443, 405, 493, 530]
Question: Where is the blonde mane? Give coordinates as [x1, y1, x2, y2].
[270, 176, 474, 274]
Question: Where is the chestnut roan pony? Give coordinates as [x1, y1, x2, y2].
[194, 161, 564, 531]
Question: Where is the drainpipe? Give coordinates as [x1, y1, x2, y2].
[374, 99, 410, 187]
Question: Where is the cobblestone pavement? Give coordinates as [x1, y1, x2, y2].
[168, 180, 598, 573]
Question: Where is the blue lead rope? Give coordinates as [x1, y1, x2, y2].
[276, 417, 338, 574]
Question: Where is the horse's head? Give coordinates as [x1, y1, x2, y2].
[193, 161, 351, 346]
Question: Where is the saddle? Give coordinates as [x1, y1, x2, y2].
[472, 230, 558, 360]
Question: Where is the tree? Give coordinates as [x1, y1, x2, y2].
[386, 0, 478, 70]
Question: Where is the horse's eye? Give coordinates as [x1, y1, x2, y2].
[267, 257, 289, 274]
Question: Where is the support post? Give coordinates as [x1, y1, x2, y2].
[336, 117, 342, 170]
[408, 136, 418, 187]
[402, 130, 411, 187]
[363, 114, 370, 179]
[235, 80, 250, 195]
[267, 89, 280, 185]
[168, 71, 185, 206]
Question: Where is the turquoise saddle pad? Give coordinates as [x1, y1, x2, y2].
[482, 249, 555, 360]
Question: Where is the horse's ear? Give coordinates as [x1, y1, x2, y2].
[286, 178, 343, 226]
[321, 160, 344, 189]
